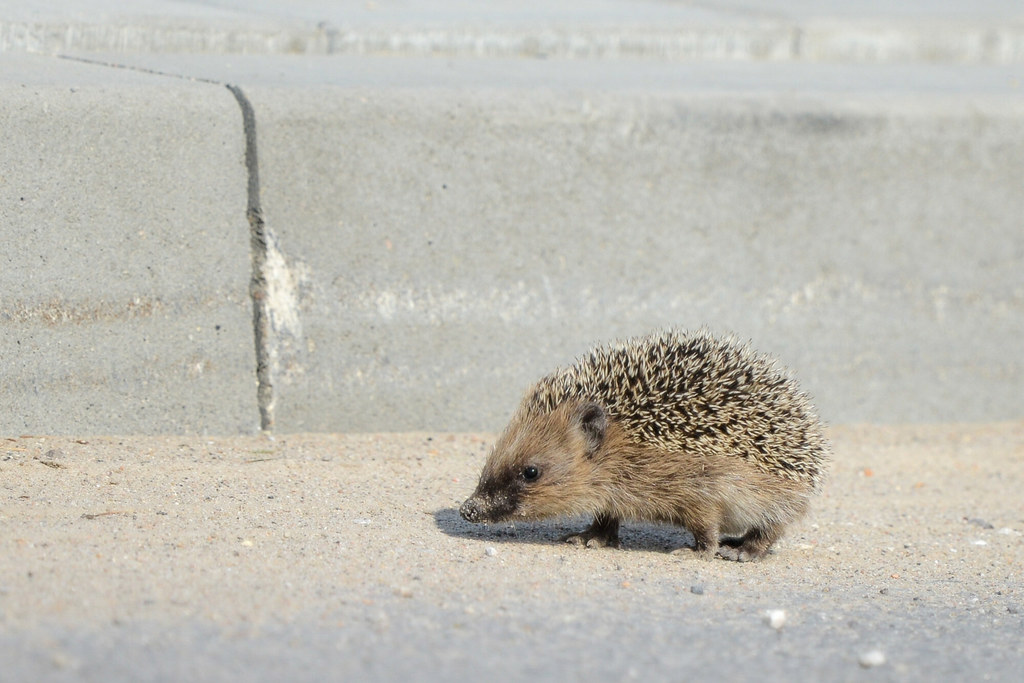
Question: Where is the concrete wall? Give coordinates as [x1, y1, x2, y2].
[2, 26, 1023, 434]
[249, 75, 1024, 431]
[2, 57, 259, 434]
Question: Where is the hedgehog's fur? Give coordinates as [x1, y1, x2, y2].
[459, 329, 829, 561]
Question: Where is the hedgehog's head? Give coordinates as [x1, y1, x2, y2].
[460, 401, 611, 524]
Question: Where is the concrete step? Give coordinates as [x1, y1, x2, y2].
[3, 49, 1022, 433]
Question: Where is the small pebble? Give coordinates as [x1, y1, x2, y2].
[690, 584, 704, 595]
[484, 546, 497, 557]
[967, 518, 994, 529]
[764, 609, 786, 630]
[859, 650, 886, 668]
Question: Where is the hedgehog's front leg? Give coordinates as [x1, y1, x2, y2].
[562, 512, 620, 548]
[670, 523, 720, 560]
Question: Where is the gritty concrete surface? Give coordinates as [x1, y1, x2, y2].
[1, 424, 1023, 682]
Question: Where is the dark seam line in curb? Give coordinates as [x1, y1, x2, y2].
[225, 84, 274, 433]
[58, 55, 274, 431]
[57, 54, 222, 85]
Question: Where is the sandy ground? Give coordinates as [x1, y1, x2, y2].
[1, 423, 1022, 682]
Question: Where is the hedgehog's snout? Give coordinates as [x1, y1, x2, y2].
[460, 497, 484, 523]
[460, 490, 517, 523]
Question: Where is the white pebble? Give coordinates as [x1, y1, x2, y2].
[485, 546, 497, 557]
[859, 650, 886, 668]
[972, 539, 988, 546]
[764, 609, 786, 629]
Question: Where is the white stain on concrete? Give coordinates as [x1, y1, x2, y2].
[257, 228, 312, 396]
[368, 281, 557, 325]
[263, 228, 303, 339]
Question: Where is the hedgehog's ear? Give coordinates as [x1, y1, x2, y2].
[576, 402, 607, 457]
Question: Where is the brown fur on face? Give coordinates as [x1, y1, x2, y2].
[459, 401, 608, 524]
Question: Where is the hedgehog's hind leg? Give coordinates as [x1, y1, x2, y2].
[718, 524, 783, 562]
[562, 513, 620, 548]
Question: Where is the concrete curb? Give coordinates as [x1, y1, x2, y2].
[2, 9, 1023, 434]
[241, 63, 1024, 431]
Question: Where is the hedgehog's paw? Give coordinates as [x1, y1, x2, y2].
[669, 529, 719, 561]
[669, 545, 705, 559]
[561, 514, 620, 549]
[716, 545, 762, 562]
[669, 546, 718, 561]
[562, 532, 619, 549]
[717, 527, 779, 561]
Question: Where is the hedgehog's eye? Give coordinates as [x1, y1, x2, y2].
[522, 466, 540, 482]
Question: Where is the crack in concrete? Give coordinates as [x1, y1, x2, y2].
[226, 84, 274, 432]
[56, 55, 275, 431]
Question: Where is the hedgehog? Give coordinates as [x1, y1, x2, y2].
[459, 329, 829, 561]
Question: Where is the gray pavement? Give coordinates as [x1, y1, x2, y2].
[1, 425, 1023, 682]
